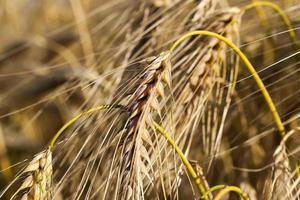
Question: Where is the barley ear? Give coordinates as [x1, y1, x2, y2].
[169, 30, 286, 137]
[13, 149, 52, 200]
[263, 130, 295, 200]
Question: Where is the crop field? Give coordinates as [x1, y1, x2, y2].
[0, 0, 300, 199]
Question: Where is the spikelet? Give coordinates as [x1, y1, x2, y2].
[14, 150, 52, 200]
[170, 8, 242, 160]
[263, 132, 293, 200]
[118, 52, 171, 199]
[188, 0, 218, 28]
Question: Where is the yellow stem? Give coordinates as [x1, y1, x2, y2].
[49, 104, 209, 198]
[244, 1, 299, 51]
[214, 186, 250, 200]
[48, 104, 125, 150]
[245, 1, 300, 180]
[153, 122, 208, 199]
[250, 0, 269, 29]
[169, 30, 286, 137]
[201, 185, 226, 199]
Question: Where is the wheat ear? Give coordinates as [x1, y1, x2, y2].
[118, 52, 172, 199]
[13, 150, 52, 200]
[169, 30, 286, 137]
[13, 104, 125, 200]
[169, 8, 241, 159]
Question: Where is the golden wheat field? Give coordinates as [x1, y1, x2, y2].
[0, 0, 300, 199]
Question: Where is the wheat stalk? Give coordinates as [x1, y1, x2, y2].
[244, 1, 299, 52]
[214, 185, 250, 200]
